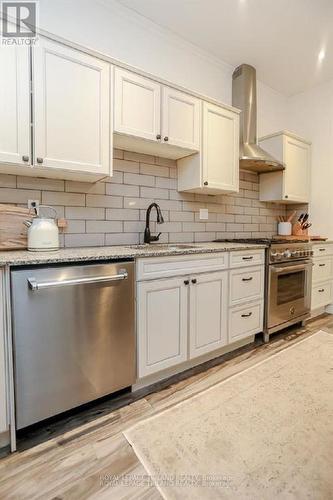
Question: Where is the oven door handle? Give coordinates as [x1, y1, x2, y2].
[271, 263, 313, 274]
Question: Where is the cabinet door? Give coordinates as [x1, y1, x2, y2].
[202, 102, 239, 192]
[0, 269, 7, 434]
[33, 38, 111, 175]
[283, 136, 310, 203]
[189, 271, 228, 359]
[137, 277, 188, 377]
[114, 68, 161, 142]
[162, 87, 200, 151]
[0, 46, 31, 166]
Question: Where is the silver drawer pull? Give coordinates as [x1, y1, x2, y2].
[241, 312, 252, 318]
[242, 256, 253, 261]
[242, 277, 253, 282]
[28, 272, 128, 291]
[319, 248, 326, 252]
[319, 264, 326, 267]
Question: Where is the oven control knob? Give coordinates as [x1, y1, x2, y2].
[283, 250, 291, 258]
[291, 250, 299, 257]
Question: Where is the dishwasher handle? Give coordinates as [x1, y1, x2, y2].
[28, 270, 128, 291]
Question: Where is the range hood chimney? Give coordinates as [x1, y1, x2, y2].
[232, 64, 284, 173]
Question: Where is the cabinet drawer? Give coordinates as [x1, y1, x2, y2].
[137, 253, 229, 281]
[229, 250, 265, 268]
[229, 301, 263, 342]
[312, 257, 332, 283]
[313, 244, 333, 258]
[311, 282, 333, 310]
[229, 266, 264, 306]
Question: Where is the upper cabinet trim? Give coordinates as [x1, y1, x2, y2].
[259, 130, 312, 145]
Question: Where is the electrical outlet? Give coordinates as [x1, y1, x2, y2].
[199, 208, 209, 220]
[28, 200, 40, 214]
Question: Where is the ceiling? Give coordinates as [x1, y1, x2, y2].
[116, 0, 333, 96]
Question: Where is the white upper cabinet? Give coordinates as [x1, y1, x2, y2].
[114, 68, 161, 142]
[33, 38, 111, 177]
[0, 46, 31, 166]
[202, 102, 239, 192]
[113, 67, 201, 159]
[189, 271, 228, 359]
[162, 87, 200, 151]
[259, 131, 311, 204]
[178, 101, 240, 194]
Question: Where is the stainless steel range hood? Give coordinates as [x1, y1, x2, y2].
[232, 64, 284, 173]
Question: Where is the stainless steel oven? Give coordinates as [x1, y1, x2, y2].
[267, 255, 312, 335]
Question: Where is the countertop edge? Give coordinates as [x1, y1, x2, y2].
[0, 244, 267, 266]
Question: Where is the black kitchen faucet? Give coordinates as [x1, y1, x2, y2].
[144, 203, 164, 243]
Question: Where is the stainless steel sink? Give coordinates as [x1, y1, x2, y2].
[127, 244, 198, 251]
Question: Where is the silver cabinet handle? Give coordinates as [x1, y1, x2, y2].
[28, 272, 128, 291]
[242, 256, 253, 260]
[22, 155, 29, 162]
[36, 157, 44, 164]
[242, 277, 253, 282]
[241, 312, 252, 318]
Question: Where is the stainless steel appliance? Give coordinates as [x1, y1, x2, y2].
[232, 64, 285, 173]
[214, 238, 313, 342]
[11, 261, 135, 429]
[266, 242, 313, 341]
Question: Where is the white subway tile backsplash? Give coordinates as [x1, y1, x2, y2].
[64, 233, 105, 247]
[65, 207, 105, 219]
[65, 180, 105, 194]
[124, 173, 155, 187]
[106, 208, 140, 220]
[0, 149, 291, 247]
[86, 194, 122, 208]
[140, 186, 169, 200]
[140, 163, 169, 177]
[17, 176, 64, 192]
[0, 188, 41, 204]
[42, 191, 85, 206]
[86, 220, 123, 233]
[106, 183, 139, 197]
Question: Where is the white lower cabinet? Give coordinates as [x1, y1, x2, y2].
[137, 252, 265, 380]
[229, 301, 263, 343]
[189, 271, 228, 359]
[0, 269, 7, 435]
[137, 277, 188, 378]
[311, 244, 333, 312]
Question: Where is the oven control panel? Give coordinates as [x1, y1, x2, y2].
[270, 243, 313, 263]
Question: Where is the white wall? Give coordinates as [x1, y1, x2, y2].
[38, 0, 287, 133]
[287, 79, 333, 238]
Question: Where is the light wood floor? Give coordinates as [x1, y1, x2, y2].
[0, 314, 332, 499]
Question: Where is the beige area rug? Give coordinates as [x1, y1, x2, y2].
[124, 331, 333, 499]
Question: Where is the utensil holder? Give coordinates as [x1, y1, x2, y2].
[278, 222, 292, 236]
[292, 222, 308, 236]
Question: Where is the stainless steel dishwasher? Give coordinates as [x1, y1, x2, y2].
[10, 261, 135, 429]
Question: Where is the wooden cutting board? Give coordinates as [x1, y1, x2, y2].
[0, 204, 34, 250]
[273, 235, 327, 241]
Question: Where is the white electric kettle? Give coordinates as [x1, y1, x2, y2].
[25, 206, 59, 252]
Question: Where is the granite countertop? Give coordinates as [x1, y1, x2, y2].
[0, 242, 267, 266]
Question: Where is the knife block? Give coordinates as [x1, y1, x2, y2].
[292, 222, 308, 236]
